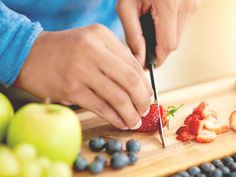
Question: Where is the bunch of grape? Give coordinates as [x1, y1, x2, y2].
[0, 143, 72, 177]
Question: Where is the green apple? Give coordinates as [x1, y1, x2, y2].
[0, 93, 14, 142]
[7, 103, 82, 165]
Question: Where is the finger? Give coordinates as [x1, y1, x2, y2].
[95, 46, 151, 118]
[95, 27, 153, 97]
[69, 86, 129, 130]
[151, 1, 178, 66]
[85, 69, 142, 130]
[176, 12, 189, 46]
[117, 0, 146, 65]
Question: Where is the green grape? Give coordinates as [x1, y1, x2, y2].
[19, 161, 42, 177]
[0, 145, 20, 176]
[13, 144, 36, 163]
[37, 156, 51, 176]
[45, 162, 72, 177]
[37, 156, 51, 169]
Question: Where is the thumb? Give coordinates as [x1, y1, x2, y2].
[117, 0, 146, 66]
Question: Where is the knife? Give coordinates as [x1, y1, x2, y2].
[140, 13, 166, 148]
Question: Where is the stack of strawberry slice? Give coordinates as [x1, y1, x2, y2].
[176, 101, 229, 143]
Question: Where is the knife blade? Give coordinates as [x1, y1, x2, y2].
[140, 13, 166, 148]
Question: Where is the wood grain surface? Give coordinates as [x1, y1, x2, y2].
[74, 76, 236, 177]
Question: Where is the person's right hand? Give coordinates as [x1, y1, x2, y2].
[15, 24, 153, 130]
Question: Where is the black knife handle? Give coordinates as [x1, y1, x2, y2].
[140, 13, 156, 67]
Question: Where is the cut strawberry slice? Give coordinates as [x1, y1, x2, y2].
[229, 111, 236, 131]
[189, 116, 204, 135]
[204, 117, 229, 134]
[195, 129, 217, 143]
[184, 114, 200, 125]
[193, 101, 217, 119]
[176, 125, 190, 135]
[176, 131, 192, 142]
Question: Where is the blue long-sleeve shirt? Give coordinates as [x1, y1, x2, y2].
[0, 0, 122, 86]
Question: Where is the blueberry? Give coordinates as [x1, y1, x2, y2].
[218, 166, 230, 175]
[89, 137, 106, 152]
[232, 155, 236, 162]
[212, 160, 224, 168]
[200, 162, 216, 174]
[128, 152, 138, 165]
[89, 161, 104, 174]
[211, 169, 223, 177]
[229, 172, 236, 177]
[105, 139, 123, 155]
[74, 155, 88, 171]
[223, 157, 234, 165]
[188, 166, 201, 176]
[227, 162, 236, 171]
[111, 152, 129, 169]
[126, 139, 141, 153]
[177, 171, 190, 177]
[95, 154, 107, 165]
[195, 174, 207, 177]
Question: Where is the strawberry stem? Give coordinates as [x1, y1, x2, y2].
[166, 104, 184, 129]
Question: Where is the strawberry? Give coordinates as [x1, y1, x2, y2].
[195, 129, 217, 143]
[189, 116, 204, 135]
[137, 104, 183, 132]
[176, 131, 192, 142]
[176, 125, 193, 142]
[184, 114, 200, 125]
[204, 116, 229, 134]
[229, 111, 236, 131]
[137, 104, 163, 132]
[176, 125, 190, 135]
[193, 101, 217, 119]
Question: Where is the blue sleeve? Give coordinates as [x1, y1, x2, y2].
[0, 1, 43, 87]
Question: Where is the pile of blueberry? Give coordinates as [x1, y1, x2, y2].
[74, 137, 141, 174]
[172, 154, 236, 177]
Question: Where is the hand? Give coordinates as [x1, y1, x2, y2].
[117, 0, 201, 66]
[15, 25, 153, 130]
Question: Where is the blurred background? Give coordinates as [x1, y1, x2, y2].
[157, 0, 236, 91]
[1, 0, 236, 108]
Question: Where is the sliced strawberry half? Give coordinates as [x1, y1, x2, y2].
[176, 125, 190, 135]
[176, 131, 192, 142]
[184, 114, 200, 125]
[195, 129, 217, 143]
[193, 101, 217, 119]
[229, 111, 236, 131]
[189, 116, 204, 135]
[204, 116, 229, 134]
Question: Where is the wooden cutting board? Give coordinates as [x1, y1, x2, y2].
[74, 75, 236, 177]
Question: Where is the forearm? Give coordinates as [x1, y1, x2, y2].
[0, 1, 43, 86]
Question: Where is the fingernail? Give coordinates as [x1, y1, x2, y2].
[131, 119, 142, 130]
[141, 106, 150, 117]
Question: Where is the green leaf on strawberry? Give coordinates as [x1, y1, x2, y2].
[166, 104, 184, 130]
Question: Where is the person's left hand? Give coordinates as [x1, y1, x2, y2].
[117, 0, 201, 67]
